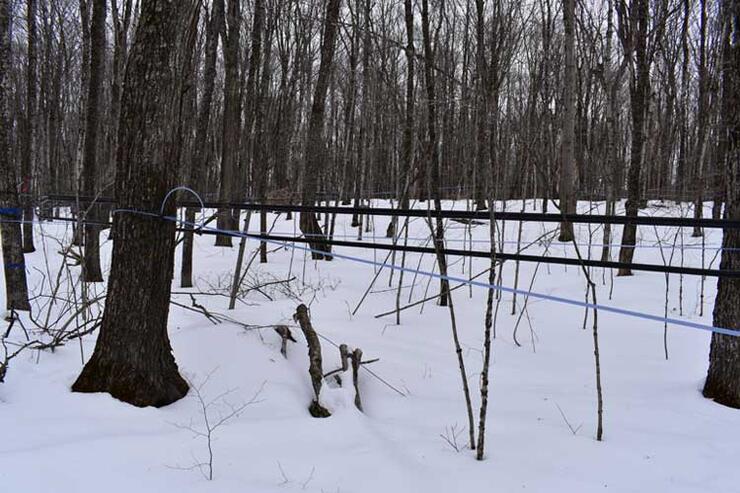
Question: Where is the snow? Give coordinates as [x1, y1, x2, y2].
[1, 200, 739, 493]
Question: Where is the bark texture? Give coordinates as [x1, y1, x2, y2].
[703, 0, 740, 409]
[81, 0, 106, 282]
[72, 0, 189, 408]
[558, 0, 576, 241]
[0, 0, 30, 311]
[215, 0, 241, 246]
[299, 0, 341, 260]
[181, 0, 222, 287]
[617, 0, 650, 276]
[293, 304, 331, 417]
[21, 0, 37, 253]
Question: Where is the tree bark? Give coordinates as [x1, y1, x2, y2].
[703, 0, 740, 409]
[215, 0, 242, 247]
[72, 0, 190, 408]
[421, 0, 449, 305]
[0, 0, 30, 312]
[617, 0, 650, 276]
[474, 0, 488, 212]
[558, 0, 576, 241]
[299, 0, 341, 260]
[181, 0, 222, 287]
[81, 0, 106, 282]
[21, 0, 37, 253]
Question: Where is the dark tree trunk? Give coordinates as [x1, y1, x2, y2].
[617, 0, 650, 276]
[692, 0, 709, 238]
[474, 0, 488, 212]
[215, 0, 241, 247]
[81, 0, 106, 282]
[421, 0, 449, 306]
[401, 0, 414, 209]
[21, 0, 37, 253]
[181, 0, 222, 287]
[72, 0, 189, 408]
[558, 0, 576, 241]
[0, 0, 30, 312]
[244, 0, 267, 263]
[300, 0, 341, 260]
[703, 0, 740, 409]
[256, 21, 271, 264]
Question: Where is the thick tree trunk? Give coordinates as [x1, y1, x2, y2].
[300, 0, 341, 260]
[703, 0, 740, 409]
[72, 0, 189, 408]
[0, 0, 30, 312]
[81, 0, 106, 282]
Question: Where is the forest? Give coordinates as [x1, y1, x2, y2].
[0, 0, 739, 491]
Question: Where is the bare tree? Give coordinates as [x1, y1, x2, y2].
[558, 0, 576, 241]
[616, 0, 661, 275]
[0, 0, 30, 312]
[72, 0, 197, 407]
[299, 0, 341, 259]
[703, 0, 740, 409]
[181, 0, 223, 287]
[21, 0, 37, 253]
[215, 0, 242, 247]
[80, 0, 106, 282]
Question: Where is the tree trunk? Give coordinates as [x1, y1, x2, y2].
[72, 0, 190, 408]
[21, 0, 37, 253]
[617, 0, 650, 276]
[0, 0, 30, 312]
[400, 0, 414, 209]
[421, 0, 449, 306]
[215, 0, 241, 247]
[558, 0, 576, 241]
[81, 0, 106, 282]
[181, 0, 222, 287]
[692, 0, 709, 238]
[300, 0, 341, 260]
[703, 0, 740, 409]
[473, 0, 488, 211]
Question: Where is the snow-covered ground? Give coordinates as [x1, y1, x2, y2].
[1, 200, 738, 493]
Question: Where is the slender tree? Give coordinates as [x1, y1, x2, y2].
[473, 0, 488, 212]
[80, 0, 106, 282]
[421, 0, 450, 305]
[617, 0, 651, 276]
[558, 0, 576, 241]
[21, 0, 37, 253]
[181, 0, 223, 287]
[215, 0, 242, 246]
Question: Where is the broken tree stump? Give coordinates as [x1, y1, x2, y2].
[293, 304, 331, 418]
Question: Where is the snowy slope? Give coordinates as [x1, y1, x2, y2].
[1, 200, 738, 493]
